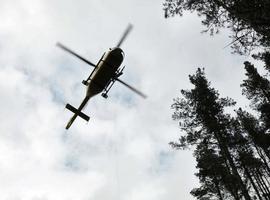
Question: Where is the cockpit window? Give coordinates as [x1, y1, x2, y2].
[111, 47, 124, 57]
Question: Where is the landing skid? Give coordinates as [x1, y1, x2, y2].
[101, 66, 125, 99]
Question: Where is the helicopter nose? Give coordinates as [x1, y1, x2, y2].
[112, 47, 124, 58]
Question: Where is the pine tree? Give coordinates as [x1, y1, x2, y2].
[241, 62, 270, 156]
[230, 116, 270, 199]
[192, 140, 243, 199]
[171, 68, 252, 200]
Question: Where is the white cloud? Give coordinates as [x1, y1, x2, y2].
[0, 0, 256, 199]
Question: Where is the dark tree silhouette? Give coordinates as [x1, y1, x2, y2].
[164, 1, 270, 198]
[171, 68, 252, 200]
[192, 140, 243, 199]
[230, 116, 270, 199]
[241, 62, 270, 155]
[171, 68, 270, 199]
[163, 0, 270, 54]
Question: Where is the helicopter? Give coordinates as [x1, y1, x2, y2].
[57, 24, 147, 130]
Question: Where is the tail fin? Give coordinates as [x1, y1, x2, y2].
[65, 104, 90, 129]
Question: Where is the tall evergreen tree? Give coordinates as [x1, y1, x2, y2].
[171, 68, 252, 199]
[240, 62, 270, 155]
[192, 140, 243, 199]
[229, 117, 270, 199]
[165, 1, 270, 199]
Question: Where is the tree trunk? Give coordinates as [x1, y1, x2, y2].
[255, 145, 270, 175]
[253, 170, 270, 200]
[257, 169, 270, 199]
[252, 171, 267, 199]
[263, 148, 270, 161]
[243, 166, 263, 200]
[213, 178, 224, 200]
[263, 169, 270, 185]
[214, 130, 252, 200]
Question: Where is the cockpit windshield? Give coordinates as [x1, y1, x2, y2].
[111, 47, 125, 57]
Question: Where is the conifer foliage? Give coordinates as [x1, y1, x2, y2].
[163, 0, 270, 54]
[171, 68, 270, 199]
[165, 1, 270, 199]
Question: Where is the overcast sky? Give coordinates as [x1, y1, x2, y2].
[0, 0, 257, 200]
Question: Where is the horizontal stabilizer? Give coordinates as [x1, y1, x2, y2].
[66, 104, 90, 122]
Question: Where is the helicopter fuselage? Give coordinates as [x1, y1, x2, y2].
[86, 47, 124, 98]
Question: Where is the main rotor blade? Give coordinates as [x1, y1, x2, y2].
[116, 24, 133, 48]
[116, 78, 147, 99]
[56, 42, 96, 67]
